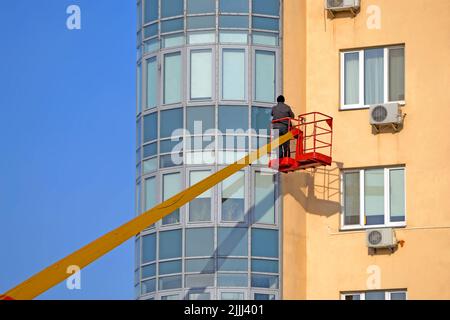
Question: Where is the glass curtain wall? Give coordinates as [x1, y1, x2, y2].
[135, 0, 282, 300]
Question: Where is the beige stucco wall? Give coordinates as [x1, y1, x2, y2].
[283, 0, 450, 299]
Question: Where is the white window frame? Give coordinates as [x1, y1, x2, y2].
[340, 46, 405, 110]
[340, 167, 407, 231]
[341, 290, 407, 300]
[187, 46, 216, 102]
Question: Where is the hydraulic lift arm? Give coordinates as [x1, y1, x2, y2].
[1, 131, 293, 300]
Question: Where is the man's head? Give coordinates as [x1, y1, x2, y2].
[277, 95, 285, 103]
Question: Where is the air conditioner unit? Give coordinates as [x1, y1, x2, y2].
[366, 228, 397, 249]
[370, 103, 403, 131]
[325, 0, 361, 15]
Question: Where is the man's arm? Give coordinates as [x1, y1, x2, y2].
[288, 106, 295, 118]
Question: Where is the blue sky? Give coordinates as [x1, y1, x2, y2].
[0, 1, 136, 299]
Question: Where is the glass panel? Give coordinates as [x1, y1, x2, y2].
[186, 258, 215, 273]
[344, 52, 360, 105]
[219, 106, 249, 132]
[344, 294, 361, 300]
[221, 292, 244, 300]
[142, 263, 156, 278]
[187, 16, 216, 29]
[389, 48, 405, 101]
[391, 292, 407, 300]
[218, 274, 248, 287]
[186, 228, 214, 257]
[218, 258, 248, 272]
[253, 32, 278, 46]
[189, 171, 212, 222]
[188, 32, 215, 44]
[142, 233, 156, 263]
[160, 138, 182, 154]
[188, 292, 210, 300]
[136, 182, 141, 215]
[162, 33, 184, 48]
[219, 15, 249, 28]
[159, 275, 182, 290]
[252, 17, 279, 31]
[164, 52, 182, 104]
[187, 0, 216, 14]
[144, 142, 157, 158]
[222, 49, 246, 100]
[365, 169, 385, 225]
[144, 38, 160, 53]
[252, 259, 278, 273]
[254, 172, 275, 224]
[161, 294, 179, 300]
[159, 260, 182, 275]
[219, 135, 248, 151]
[159, 229, 182, 259]
[364, 48, 384, 105]
[222, 171, 245, 222]
[218, 227, 248, 257]
[187, 106, 215, 134]
[252, 229, 278, 258]
[135, 238, 140, 267]
[344, 172, 360, 225]
[141, 279, 156, 293]
[219, 31, 248, 44]
[162, 173, 182, 224]
[143, 158, 158, 173]
[220, 0, 249, 13]
[252, 0, 280, 16]
[145, 177, 157, 211]
[144, 0, 158, 23]
[161, 18, 184, 33]
[137, 65, 142, 114]
[146, 57, 157, 109]
[251, 274, 278, 289]
[185, 274, 215, 288]
[365, 291, 386, 300]
[191, 50, 213, 99]
[144, 23, 158, 38]
[160, 153, 183, 168]
[251, 107, 271, 134]
[137, 1, 142, 29]
[390, 169, 405, 222]
[160, 108, 183, 138]
[255, 51, 276, 103]
[254, 293, 275, 300]
[161, 0, 184, 18]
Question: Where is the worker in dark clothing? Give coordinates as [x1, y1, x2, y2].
[272, 95, 295, 159]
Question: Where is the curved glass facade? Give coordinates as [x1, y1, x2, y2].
[135, 0, 282, 300]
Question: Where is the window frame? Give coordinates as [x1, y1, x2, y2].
[187, 46, 216, 102]
[186, 168, 215, 225]
[252, 47, 279, 104]
[341, 290, 408, 300]
[219, 46, 249, 103]
[161, 49, 185, 106]
[145, 54, 160, 110]
[218, 169, 249, 226]
[340, 167, 407, 231]
[340, 45, 406, 110]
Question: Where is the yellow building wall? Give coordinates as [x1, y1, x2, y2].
[283, 0, 450, 300]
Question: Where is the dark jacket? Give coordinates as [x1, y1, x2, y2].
[271, 102, 295, 130]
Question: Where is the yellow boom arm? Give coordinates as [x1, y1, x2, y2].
[1, 132, 293, 300]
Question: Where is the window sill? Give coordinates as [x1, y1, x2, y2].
[339, 223, 407, 232]
[339, 101, 406, 111]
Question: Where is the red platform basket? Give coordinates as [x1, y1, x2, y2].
[269, 112, 333, 173]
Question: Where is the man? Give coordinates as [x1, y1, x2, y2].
[272, 95, 295, 159]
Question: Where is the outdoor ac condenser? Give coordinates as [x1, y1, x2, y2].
[366, 228, 397, 249]
[325, 0, 361, 12]
[369, 102, 403, 127]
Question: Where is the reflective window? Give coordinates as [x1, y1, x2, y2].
[146, 56, 158, 109]
[253, 32, 278, 46]
[160, 138, 182, 154]
[252, 17, 279, 31]
[254, 293, 276, 300]
[190, 50, 213, 100]
[160, 108, 183, 138]
[218, 227, 248, 257]
[222, 49, 246, 100]
[365, 291, 386, 300]
[143, 143, 157, 158]
[391, 292, 407, 300]
[389, 48, 405, 101]
[144, 113, 158, 142]
[187, 0, 216, 14]
[254, 172, 275, 224]
[161, 0, 184, 18]
[251, 274, 278, 289]
[189, 171, 212, 222]
[221, 292, 244, 300]
[186, 228, 214, 257]
[161, 294, 179, 300]
[145, 177, 157, 211]
[144, 23, 158, 38]
[187, 16, 216, 29]
[143, 158, 158, 173]
[164, 52, 182, 104]
[251, 107, 271, 134]
[162, 173, 182, 224]
[343, 172, 360, 225]
[162, 33, 185, 48]
[160, 153, 183, 168]
[144, 0, 158, 23]
[252, 0, 280, 16]
[365, 169, 385, 225]
[187, 106, 215, 134]
[344, 52, 360, 105]
[186, 274, 215, 288]
[142, 263, 156, 278]
[390, 169, 405, 222]
[219, 31, 248, 44]
[218, 258, 248, 272]
[161, 18, 184, 33]
[159, 260, 182, 275]
[219, 0, 249, 13]
[364, 48, 384, 105]
[137, 65, 142, 114]
[142, 233, 156, 263]
[186, 258, 215, 273]
[252, 259, 278, 273]
[159, 229, 182, 259]
[144, 38, 160, 53]
[219, 106, 249, 132]
[221, 171, 245, 222]
[218, 274, 248, 287]
[188, 32, 215, 44]
[159, 275, 182, 290]
[136, 182, 141, 215]
[219, 15, 249, 28]
[142, 279, 156, 293]
[255, 51, 276, 102]
[252, 229, 278, 258]
[188, 292, 210, 300]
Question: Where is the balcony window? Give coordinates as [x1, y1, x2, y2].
[251, 229, 278, 258]
[146, 56, 157, 109]
[162, 172, 182, 225]
[254, 172, 275, 224]
[255, 50, 276, 103]
[189, 171, 212, 222]
[161, 0, 184, 18]
[252, 0, 280, 16]
[190, 50, 213, 100]
[218, 227, 248, 257]
[144, 0, 158, 23]
[142, 233, 156, 263]
[187, 0, 216, 14]
[186, 228, 214, 257]
[219, 0, 249, 13]
[163, 52, 182, 104]
[221, 171, 245, 222]
[222, 49, 246, 101]
[159, 229, 182, 259]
